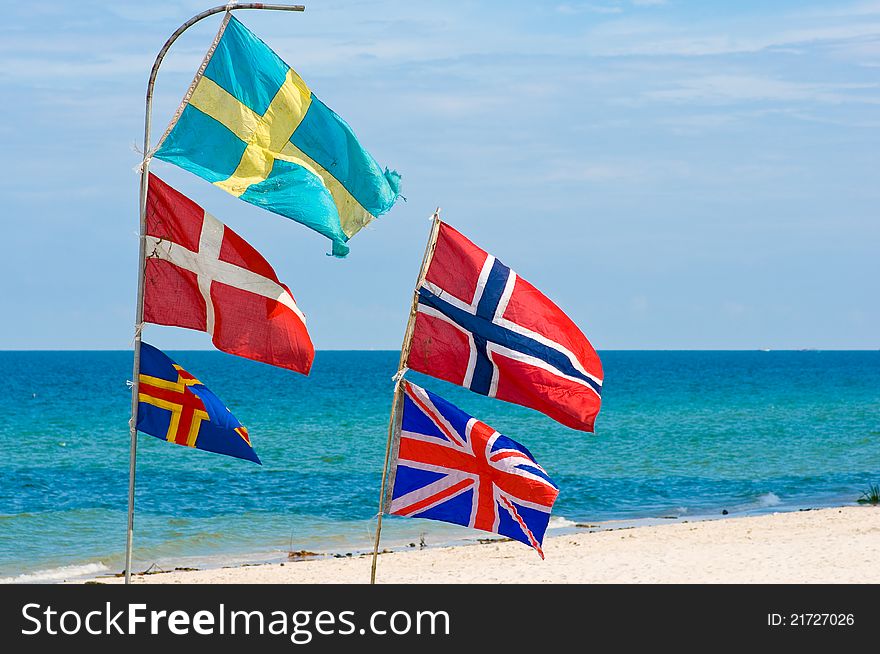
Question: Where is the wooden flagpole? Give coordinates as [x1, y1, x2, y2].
[369, 209, 442, 584]
[123, 3, 305, 585]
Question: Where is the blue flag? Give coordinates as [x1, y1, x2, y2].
[153, 14, 401, 257]
[136, 343, 260, 464]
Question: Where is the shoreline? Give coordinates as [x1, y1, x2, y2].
[86, 505, 880, 584]
[88, 493, 861, 580]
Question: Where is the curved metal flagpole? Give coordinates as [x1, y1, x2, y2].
[370, 210, 442, 584]
[124, 2, 305, 585]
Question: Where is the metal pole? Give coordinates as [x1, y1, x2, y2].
[395, 210, 442, 374]
[370, 210, 442, 584]
[123, 2, 306, 585]
[368, 380, 403, 585]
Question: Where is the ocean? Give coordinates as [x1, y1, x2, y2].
[0, 350, 877, 583]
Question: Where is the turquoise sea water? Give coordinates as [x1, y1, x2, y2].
[0, 350, 878, 582]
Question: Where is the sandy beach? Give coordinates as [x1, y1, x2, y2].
[98, 506, 879, 584]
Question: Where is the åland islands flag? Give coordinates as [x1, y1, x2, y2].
[153, 14, 401, 257]
[136, 343, 260, 464]
[387, 382, 559, 557]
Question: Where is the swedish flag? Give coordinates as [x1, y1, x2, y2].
[153, 14, 401, 257]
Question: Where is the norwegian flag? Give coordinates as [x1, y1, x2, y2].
[407, 221, 603, 431]
[143, 174, 314, 374]
[388, 381, 559, 557]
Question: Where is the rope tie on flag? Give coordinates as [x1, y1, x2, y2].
[131, 143, 159, 175]
[130, 142, 157, 174]
[134, 154, 156, 175]
[131, 323, 144, 346]
[135, 157, 147, 174]
[391, 367, 409, 384]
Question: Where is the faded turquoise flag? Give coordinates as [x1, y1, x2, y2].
[153, 14, 400, 256]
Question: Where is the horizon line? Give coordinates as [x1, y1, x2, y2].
[0, 348, 878, 353]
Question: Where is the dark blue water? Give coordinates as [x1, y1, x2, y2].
[1, 351, 878, 581]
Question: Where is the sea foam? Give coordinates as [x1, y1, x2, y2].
[0, 562, 109, 584]
[548, 516, 577, 530]
[757, 492, 782, 507]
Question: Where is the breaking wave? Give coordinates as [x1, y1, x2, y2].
[757, 492, 782, 507]
[0, 562, 109, 584]
[547, 516, 577, 530]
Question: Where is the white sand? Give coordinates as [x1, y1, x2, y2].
[101, 506, 880, 584]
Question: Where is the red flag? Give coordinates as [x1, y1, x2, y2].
[407, 222, 603, 431]
[143, 174, 314, 374]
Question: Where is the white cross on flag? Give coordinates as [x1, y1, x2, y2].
[143, 174, 314, 374]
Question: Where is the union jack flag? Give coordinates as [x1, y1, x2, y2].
[387, 381, 559, 557]
[407, 221, 603, 432]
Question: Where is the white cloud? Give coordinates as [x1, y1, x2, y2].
[642, 75, 880, 105]
[540, 159, 695, 184]
[556, 3, 624, 15]
[557, 0, 665, 12]
[397, 91, 504, 118]
[582, 21, 880, 57]
[798, 1, 880, 18]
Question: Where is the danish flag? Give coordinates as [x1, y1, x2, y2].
[143, 174, 314, 374]
[388, 382, 559, 557]
[407, 221, 603, 431]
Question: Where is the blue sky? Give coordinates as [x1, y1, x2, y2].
[1, 0, 877, 349]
